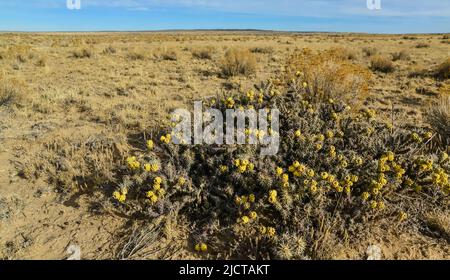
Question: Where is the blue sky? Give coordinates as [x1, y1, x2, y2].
[0, 0, 448, 33]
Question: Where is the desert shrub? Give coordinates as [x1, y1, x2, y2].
[161, 51, 178, 61]
[0, 74, 27, 107]
[402, 35, 417, 40]
[250, 47, 274, 54]
[432, 58, 450, 80]
[443, 35, 450, 40]
[155, 48, 178, 61]
[284, 48, 371, 106]
[103, 46, 117, 55]
[35, 55, 48, 67]
[427, 95, 450, 146]
[362, 46, 377, 57]
[95, 78, 449, 259]
[416, 43, 430, 48]
[127, 51, 146, 60]
[1, 45, 32, 62]
[71, 48, 94, 58]
[407, 67, 428, 78]
[423, 211, 450, 239]
[391, 50, 410, 61]
[331, 47, 357, 60]
[220, 48, 257, 77]
[16, 53, 27, 63]
[192, 46, 214, 60]
[409, 58, 450, 80]
[370, 55, 395, 73]
[15, 46, 32, 62]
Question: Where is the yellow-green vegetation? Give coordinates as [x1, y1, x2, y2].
[104, 57, 449, 259]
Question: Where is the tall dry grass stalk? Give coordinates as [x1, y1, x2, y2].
[427, 95, 450, 146]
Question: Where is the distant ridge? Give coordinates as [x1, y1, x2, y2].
[0, 29, 447, 35]
[0, 29, 328, 34]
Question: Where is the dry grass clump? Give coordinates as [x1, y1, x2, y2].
[102, 46, 117, 55]
[117, 215, 187, 260]
[35, 55, 48, 67]
[154, 48, 178, 61]
[220, 48, 257, 77]
[409, 58, 450, 80]
[285, 48, 371, 106]
[19, 129, 129, 191]
[14, 45, 32, 63]
[1, 45, 33, 62]
[391, 50, 410, 61]
[362, 46, 378, 57]
[432, 58, 450, 80]
[330, 47, 357, 60]
[416, 43, 430, 48]
[250, 46, 274, 54]
[192, 46, 214, 60]
[0, 74, 27, 107]
[71, 48, 94, 59]
[161, 51, 178, 61]
[427, 95, 450, 146]
[127, 51, 146, 60]
[370, 55, 395, 73]
[402, 35, 417, 40]
[423, 211, 450, 241]
[443, 35, 450, 40]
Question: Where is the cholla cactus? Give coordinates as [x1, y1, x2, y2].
[106, 69, 449, 259]
[273, 233, 307, 260]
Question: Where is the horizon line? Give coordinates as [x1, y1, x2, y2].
[0, 28, 448, 35]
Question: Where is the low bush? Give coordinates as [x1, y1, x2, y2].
[127, 51, 145, 60]
[71, 48, 94, 59]
[103, 46, 117, 55]
[416, 43, 430, 48]
[250, 47, 274, 54]
[432, 58, 450, 80]
[0, 74, 27, 107]
[192, 46, 214, 60]
[362, 47, 378, 57]
[285, 48, 371, 106]
[370, 55, 395, 73]
[220, 48, 257, 77]
[391, 50, 410, 61]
